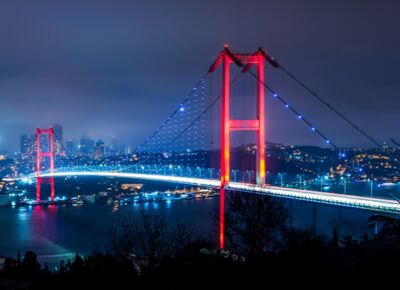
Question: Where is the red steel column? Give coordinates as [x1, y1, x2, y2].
[49, 128, 55, 202]
[256, 52, 266, 185]
[220, 50, 230, 250]
[50, 177, 55, 202]
[221, 51, 230, 188]
[36, 129, 41, 202]
[49, 128, 55, 172]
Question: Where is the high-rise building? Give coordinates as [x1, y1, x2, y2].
[109, 136, 119, 155]
[80, 134, 95, 155]
[95, 139, 105, 157]
[53, 124, 63, 155]
[109, 137, 127, 155]
[125, 145, 131, 155]
[20, 134, 29, 153]
[20, 134, 35, 155]
[65, 139, 74, 156]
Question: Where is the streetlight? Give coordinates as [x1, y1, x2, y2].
[279, 173, 284, 187]
[319, 175, 328, 191]
[368, 178, 373, 198]
[341, 176, 346, 194]
[345, 173, 351, 194]
[298, 174, 303, 189]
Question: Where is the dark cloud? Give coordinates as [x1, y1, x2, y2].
[0, 0, 399, 150]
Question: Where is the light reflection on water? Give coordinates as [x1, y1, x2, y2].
[0, 195, 381, 267]
[0, 198, 217, 266]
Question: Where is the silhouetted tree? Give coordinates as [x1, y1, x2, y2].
[108, 212, 193, 263]
[70, 254, 84, 275]
[59, 260, 66, 274]
[283, 228, 327, 272]
[369, 215, 400, 243]
[341, 235, 358, 249]
[223, 192, 288, 257]
[329, 227, 339, 249]
[21, 251, 41, 278]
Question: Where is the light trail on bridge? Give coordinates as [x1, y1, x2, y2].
[18, 170, 400, 215]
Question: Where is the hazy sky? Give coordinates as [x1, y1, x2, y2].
[0, 0, 399, 151]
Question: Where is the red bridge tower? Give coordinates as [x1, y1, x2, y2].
[36, 128, 55, 202]
[210, 46, 267, 249]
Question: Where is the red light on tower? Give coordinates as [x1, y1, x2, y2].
[209, 46, 267, 249]
[36, 128, 55, 202]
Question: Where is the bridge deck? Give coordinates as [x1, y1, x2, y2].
[17, 171, 399, 215]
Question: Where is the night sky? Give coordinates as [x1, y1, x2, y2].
[0, 0, 399, 151]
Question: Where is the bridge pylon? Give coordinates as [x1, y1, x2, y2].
[210, 45, 267, 249]
[210, 45, 266, 187]
[35, 128, 55, 202]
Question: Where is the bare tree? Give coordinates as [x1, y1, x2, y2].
[107, 212, 193, 262]
[107, 221, 136, 260]
[222, 192, 288, 257]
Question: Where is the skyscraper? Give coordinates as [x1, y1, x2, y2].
[65, 139, 74, 156]
[80, 134, 95, 156]
[95, 139, 105, 157]
[53, 124, 63, 155]
[20, 134, 35, 155]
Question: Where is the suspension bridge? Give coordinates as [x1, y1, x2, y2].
[9, 45, 400, 249]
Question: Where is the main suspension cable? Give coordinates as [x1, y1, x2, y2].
[247, 69, 338, 149]
[269, 58, 381, 147]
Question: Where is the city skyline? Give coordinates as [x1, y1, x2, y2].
[0, 0, 400, 151]
[19, 124, 131, 155]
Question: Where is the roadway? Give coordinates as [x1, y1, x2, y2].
[15, 170, 399, 214]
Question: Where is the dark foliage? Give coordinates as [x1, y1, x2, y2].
[223, 192, 288, 257]
[2, 212, 400, 288]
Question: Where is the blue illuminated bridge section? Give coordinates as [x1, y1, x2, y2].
[15, 167, 400, 215]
